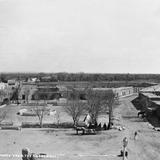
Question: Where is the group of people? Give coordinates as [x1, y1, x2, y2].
[83, 113, 108, 130]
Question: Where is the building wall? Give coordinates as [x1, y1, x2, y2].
[18, 84, 135, 104]
[19, 84, 37, 103]
[18, 83, 62, 103]
[113, 87, 134, 97]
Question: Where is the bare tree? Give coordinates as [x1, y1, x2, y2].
[0, 110, 6, 123]
[102, 90, 116, 129]
[86, 88, 116, 129]
[64, 89, 86, 126]
[11, 83, 21, 104]
[24, 88, 30, 104]
[34, 105, 47, 127]
[85, 89, 104, 124]
[33, 93, 48, 128]
[0, 89, 7, 103]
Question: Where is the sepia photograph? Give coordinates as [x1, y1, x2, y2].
[0, 0, 160, 160]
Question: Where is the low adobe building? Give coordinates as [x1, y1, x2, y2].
[93, 86, 135, 98]
[18, 82, 67, 104]
[138, 84, 160, 117]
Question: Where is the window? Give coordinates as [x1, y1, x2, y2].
[22, 95, 25, 100]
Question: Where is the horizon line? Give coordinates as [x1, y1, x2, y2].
[0, 72, 160, 75]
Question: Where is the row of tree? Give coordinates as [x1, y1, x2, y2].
[1, 72, 160, 82]
[64, 88, 116, 129]
[29, 88, 117, 129]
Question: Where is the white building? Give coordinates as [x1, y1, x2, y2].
[93, 86, 134, 98]
[113, 87, 134, 97]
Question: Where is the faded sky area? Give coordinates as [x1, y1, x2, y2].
[0, 0, 160, 73]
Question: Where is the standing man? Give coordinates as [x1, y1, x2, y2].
[134, 131, 138, 140]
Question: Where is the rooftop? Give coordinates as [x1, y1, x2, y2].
[93, 86, 133, 91]
[141, 92, 160, 99]
[140, 84, 160, 92]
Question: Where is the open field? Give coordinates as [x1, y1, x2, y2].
[1, 94, 160, 160]
[0, 128, 120, 160]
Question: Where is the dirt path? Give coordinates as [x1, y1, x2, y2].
[117, 95, 160, 160]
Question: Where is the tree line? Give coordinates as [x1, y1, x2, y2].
[0, 72, 160, 83]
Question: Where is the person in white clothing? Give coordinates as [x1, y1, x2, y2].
[84, 113, 91, 127]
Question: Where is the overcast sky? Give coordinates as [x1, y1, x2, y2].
[0, 0, 160, 73]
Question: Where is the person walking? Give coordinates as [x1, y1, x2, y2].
[134, 131, 138, 140]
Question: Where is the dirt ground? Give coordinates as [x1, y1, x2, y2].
[1, 95, 160, 160]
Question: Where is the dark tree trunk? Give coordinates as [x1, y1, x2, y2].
[108, 105, 113, 129]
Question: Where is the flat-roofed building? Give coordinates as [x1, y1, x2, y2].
[140, 84, 160, 95]
[93, 86, 134, 98]
[138, 85, 160, 116]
